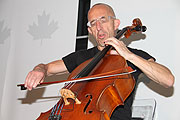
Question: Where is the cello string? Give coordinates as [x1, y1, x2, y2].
[68, 82, 76, 89]
[54, 101, 61, 116]
[49, 93, 63, 119]
[49, 103, 57, 119]
[58, 103, 64, 115]
[64, 82, 74, 89]
[64, 82, 71, 88]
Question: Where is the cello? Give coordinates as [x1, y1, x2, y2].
[18, 18, 146, 120]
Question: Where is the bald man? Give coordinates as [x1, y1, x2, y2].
[25, 3, 174, 120]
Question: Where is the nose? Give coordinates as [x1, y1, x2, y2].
[96, 21, 102, 31]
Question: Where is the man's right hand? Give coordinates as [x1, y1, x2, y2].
[24, 70, 45, 91]
[24, 60, 68, 90]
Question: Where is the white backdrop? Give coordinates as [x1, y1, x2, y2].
[0, 0, 179, 120]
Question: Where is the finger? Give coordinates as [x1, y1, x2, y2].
[105, 37, 119, 43]
[104, 40, 119, 49]
[33, 78, 40, 88]
[25, 72, 32, 88]
[109, 50, 118, 55]
[39, 72, 45, 83]
[34, 74, 44, 87]
[31, 75, 41, 89]
[25, 72, 35, 90]
[27, 73, 37, 90]
[40, 78, 44, 83]
[105, 37, 120, 45]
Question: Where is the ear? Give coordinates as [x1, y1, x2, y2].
[114, 19, 120, 30]
[88, 27, 93, 34]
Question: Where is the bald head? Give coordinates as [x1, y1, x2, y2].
[88, 3, 116, 21]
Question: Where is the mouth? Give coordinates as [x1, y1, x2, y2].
[98, 33, 106, 39]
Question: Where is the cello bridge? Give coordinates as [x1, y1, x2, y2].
[60, 89, 81, 105]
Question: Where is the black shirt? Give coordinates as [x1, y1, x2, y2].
[62, 46, 155, 120]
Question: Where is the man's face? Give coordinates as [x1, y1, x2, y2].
[88, 5, 118, 49]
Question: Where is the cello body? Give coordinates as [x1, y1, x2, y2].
[37, 55, 135, 120]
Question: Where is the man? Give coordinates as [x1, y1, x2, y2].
[24, 3, 174, 120]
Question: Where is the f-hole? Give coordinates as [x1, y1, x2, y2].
[83, 94, 93, 114]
